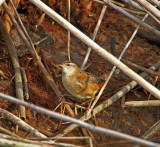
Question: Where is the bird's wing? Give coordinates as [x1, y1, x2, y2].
[76, 72, 103, 84]
[87, 72, 104, 83]
[76, 72, 89, 84]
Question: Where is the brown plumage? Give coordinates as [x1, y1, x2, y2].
[61, 62, 104, 100]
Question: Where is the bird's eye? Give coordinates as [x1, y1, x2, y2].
[66, 63, 70, 66]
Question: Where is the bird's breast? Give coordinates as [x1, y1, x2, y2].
[62, 74, 90, 99]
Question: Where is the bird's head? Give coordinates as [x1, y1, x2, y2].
[60, 61, 79, 76]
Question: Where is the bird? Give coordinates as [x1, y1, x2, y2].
[60, 61, 104, 100]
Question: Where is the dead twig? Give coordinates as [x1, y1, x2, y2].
[34, 36, 48, 46]
[0, 108, 46, 138]
[0, 126, 20, 138]
[122, 59, 160, 77]
[0, 18, 25, 119]
[20, 68, 29, 100]
[0, 133, 68, 147]
[142, 120, 160, 140]
[124, 100, 160, 107]
[67, 0, 71, 60]
[80, 5, 107, 71]
[30, 136, 93, 147]
[121, 0, 144, 11]
[0, 134, 44, 147]
[149, 0, 160, 8]
[136, 0, 160, 18]
[9, 0, 39, 60]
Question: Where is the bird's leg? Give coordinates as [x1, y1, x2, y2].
[58, 94, 84, 103]
[86, 94, 95, 114]
[57, 94, 71, 102]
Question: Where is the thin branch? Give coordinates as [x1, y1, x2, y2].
[34, 36, 48, 46]
[0, 134, 55, 147]
[0, 108, 46, 138]
[67, 0, 71, 60]
[121, 0, 144, 11]
[0, 125, 78, 146]
[0, 94, 159, 147]
[0, 18, 25, 119]
[21, 68, 29, 100]
[124, 100, 160, 107]
[142, 7, 160, 26]
[0, 126, 20, 138]
[10, 0, 38, 56]
[80, 5, 107, 71]
[142, 120, 160, 140]
[136, 0, 160, 18]
[0, 138, 42, 147]
[122, 59, 160, 77]
[30, 136, 93, 147]
[149, 0, 160, 8]
[93, 0, 125, 7]
[122, 7, 145, 15]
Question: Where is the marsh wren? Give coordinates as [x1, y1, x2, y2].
[61, 62, 104, 100]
